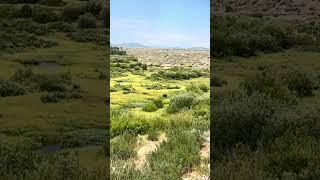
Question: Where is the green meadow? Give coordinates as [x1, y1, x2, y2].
[110, 49, 210, 179]
[0, 0, 108, 179]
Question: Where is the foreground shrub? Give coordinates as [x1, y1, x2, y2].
[166, 92, 196, 113]
[281, 68, 314, 97]
[242, 66, 315, 99]
[0, 80, 26, 97]
[111, 133, 136, 159]
[212, 93, 279, 153]
[148, 128, 202, 179]
[111, 113, 151, 137]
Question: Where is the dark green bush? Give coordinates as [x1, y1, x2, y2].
[78, 13, 96, 29]
[242, 66, 315, 99]
[212, 16, 319, 58]
[212, 93, 279, 153]
[0, 80, 26, 97]
[166, 92, 196, 113]
[111, 47, 126, 55]
[142, 64, 147, 70]
[281, 68, 314, 97]
[111, 113, 151, 137]
[84, 0, 102, 17]
[62, 3, 85, 22]
[67, 29, 107, 45]
[0, 31, 57, 51]
[40, 91, 65, 103]
[152, 68, 206, 80]
[32, 6, 59, 23]
[153, 99, 164, 108]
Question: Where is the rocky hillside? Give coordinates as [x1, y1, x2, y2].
[125, 48, 210, 69]
[213, 0, 320, 17]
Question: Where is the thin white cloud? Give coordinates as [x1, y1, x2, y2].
[111, 18, 209, 48]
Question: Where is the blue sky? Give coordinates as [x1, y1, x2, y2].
[111, 0, 210, 48]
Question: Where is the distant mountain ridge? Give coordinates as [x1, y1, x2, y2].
[111, 43, 209, 50]
[112, 43, 149, 48]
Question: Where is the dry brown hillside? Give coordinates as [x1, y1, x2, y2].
[125, 48, 210, 69]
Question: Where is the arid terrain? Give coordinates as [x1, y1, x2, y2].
[125, 48, 210, 69]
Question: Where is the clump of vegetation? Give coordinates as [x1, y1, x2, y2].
[0, 138, 107, 179]
[151, 67, 207, 80]
[147, 129, 159, 141]
[111, 113, 152, 137]
[212, 16, 319, 58]
[62, 3, 85, 22]
[8, 68, 81, 102]
[0, 80, 26, 97]
[186, 83, 209, 93]
[241, 66, 315, 99]
[67, 29, 108, 45]
[111, 47, 126, 55]
[111, 133, 136, 159]
[142, 102, 159, 112]
[48, 21, 75, 32]
[32, 6, 59, 23]
[167, 92, 197, 114]
[78, 13, 96, 29]
[153, 99, 164, 108]
[0, 31, 57, 52]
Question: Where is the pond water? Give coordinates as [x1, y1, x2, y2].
[38, 61, 62, 69]
[20, 61, 62, 69]
[37, 145, 61, 153]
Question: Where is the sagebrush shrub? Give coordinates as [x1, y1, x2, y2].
[166, 92, 196, 113]
[212, 93, 279, 152]
[0, 80, 26, 97]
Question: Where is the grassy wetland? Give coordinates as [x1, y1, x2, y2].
[211, 15, 320, 179]
[0, 0, 108, 179]
[110, 47, 210, 179]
